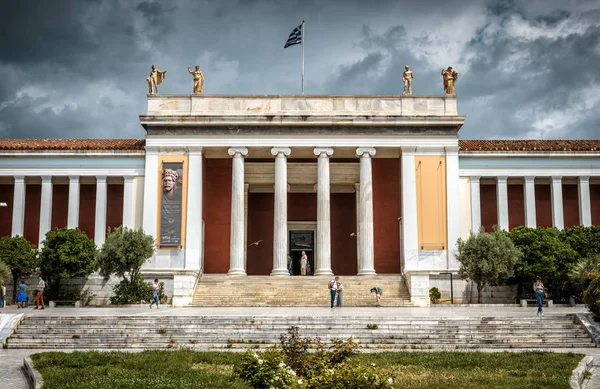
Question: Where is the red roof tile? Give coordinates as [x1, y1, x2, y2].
[0, 139, 145, 151]
[459, 140, 600, 152]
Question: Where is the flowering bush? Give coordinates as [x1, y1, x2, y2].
[233, 327, 394, 389]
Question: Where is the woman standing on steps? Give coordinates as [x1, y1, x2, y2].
[533, 277, 545, 318]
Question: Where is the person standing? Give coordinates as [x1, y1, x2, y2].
[150, 279, 161, 309]
[300, 251, 307, 276]
[533, 277, 545, 318]
[370, 287, 383, 307]
[287, 254, 293, 276]
[16, 280, 27, 309]
[328, 276, 338, 308]
[36, 276, 45, 310]
[336, 278, 344, 307]
[0, 284, 6, 308]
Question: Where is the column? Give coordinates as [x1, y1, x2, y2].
[121, 176, 135, 229]
[186, 147, 204, 270]
[227, 147, 248, 275]
[524, 176, 537, 228]
[142, 149, 159, 242]
[271, 147, 291, 275]
[470, 177, 481, 233]
[445, 146, 460, 268]
[356, 147, 376, 275]
[401, 147, 418, 271]
[551, 176, 564, 229]
[578, 176, 592, 227]
[38, 176, 53, 246]
[354, 183, 360, 271]
[496, 176, 509, 231]
[94, 176, 108, 246]
[67, 176, 80, 228]
[11, 176, 25, 237]
[244, 183, 249, 270]
[313, 147, 334, 276]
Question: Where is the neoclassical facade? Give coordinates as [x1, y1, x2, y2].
[0, 94, 598, 306]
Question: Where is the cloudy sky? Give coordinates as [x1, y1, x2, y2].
[1, 0, 599, 140]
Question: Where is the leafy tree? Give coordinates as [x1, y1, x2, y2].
[456, 226, 521, 303]
[40, 228, 98, 299]
[508, 226, 578, 301]
[0, 235, 39, 301]
[563, 226, 600, 262]
[98, 226, 155, 304]
[0, 261, 11, 293]
[570, 254, 600, 318]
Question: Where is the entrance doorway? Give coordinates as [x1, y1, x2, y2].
[289, 231, 314, 276]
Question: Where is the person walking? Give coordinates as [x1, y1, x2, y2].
[16, 280, 27, 309]
[370, 286, 383, 307]
[287, 254, 293, 276]
[336, 278, 344, 307]
[150, 279, 161, 309]
[35, 276, 45, 310]
[300, 251, 307, 276]
[533, 277, 545, 318]
[328, 276, 338, 308]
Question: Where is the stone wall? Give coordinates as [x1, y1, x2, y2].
[429, 275, 517, 304]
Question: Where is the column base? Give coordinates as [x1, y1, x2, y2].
[357, 269, 377, 276]
[270, 269, 290, 276]
[227, 269, 247, 276]
[314, 269, 334, 276]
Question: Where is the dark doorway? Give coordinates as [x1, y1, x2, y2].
[290, 231, 314, 276]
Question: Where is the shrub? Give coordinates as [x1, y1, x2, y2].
[0, 235, 39, 302]
[570, 254, 600, 318]
[110, 275, 153, 305]
[429, 287, 441, 304]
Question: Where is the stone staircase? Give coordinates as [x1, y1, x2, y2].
[6, 315, 595, 350]
[191, 275, 411, 307]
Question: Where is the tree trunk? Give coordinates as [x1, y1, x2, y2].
[477, 283, 483, 304]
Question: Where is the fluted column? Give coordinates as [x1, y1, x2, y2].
[271, 147, 291, 275]
[524, 176, 537, 228]
[496, 176, 509, 231]
[38, 176, 53, 246]
[470, 177, 481, 233]
[121, 176, 135, 229]
[94, 176, 108, 246]
[551, 176, 564, 229]
[11, 176, 26, 237]
[579, 176, 592, 227]
[356, 147, 376, 275]
[228, 147, 248, 275]
[313, 147, 334, 276]
[67, 176, 80, 228]
[185, 147, 203, 270]
[400, 147, 418, 271]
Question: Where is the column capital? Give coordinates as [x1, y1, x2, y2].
[551, 176, 563, 184]
[470, 176, 481, 184]
[356, 147, 376, 158]
[123, 175, 135, 183]
[579, 176, 590, 184]
[271, 147, 291, 157]
[400, 146, 416, 155]
[524, 176, 536, 183]
[228, 147, 248, 157]
[96, 176, 107, 184]
[40, 175, 52, 183]
[187, 146, 203, 156]
[313, 147, 334, 157]
[496, 176, 508, 183]
[445, 146, 459, 155]
[14, 176, 25, 184]
[68, 175, 80, 183]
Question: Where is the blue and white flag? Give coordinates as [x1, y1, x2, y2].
[284, 23, 302, 48]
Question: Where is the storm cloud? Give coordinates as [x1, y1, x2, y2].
[0, 0, 598, 139]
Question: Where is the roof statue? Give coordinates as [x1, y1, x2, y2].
[402, 65, 413, 95]
[188, 65, 205, 94]
[441, 66, 458, 95]
[146, 64, 167, 95]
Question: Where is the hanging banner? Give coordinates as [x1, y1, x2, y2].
[160, 161, 184, 246]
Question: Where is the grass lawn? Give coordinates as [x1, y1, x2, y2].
[31, 349, 583, 389]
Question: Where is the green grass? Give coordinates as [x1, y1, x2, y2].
[31, 350, 583, 389]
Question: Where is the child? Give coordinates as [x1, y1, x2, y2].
[370, 287, 382, 307]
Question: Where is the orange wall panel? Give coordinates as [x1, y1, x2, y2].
[373, 159, 401, 273]
[480, 183, 497, 232]
[0, 184, 14, 238]
[507, 184, 525, 230]
[23, 185, 41, 246]
[51, 184, 69, 230]
[535, 184, 552, 228]
[203, 159, 232, 273]
[415, 156, 447, 250]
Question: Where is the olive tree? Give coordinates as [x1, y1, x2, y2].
[456, 227, 522, 303]
[0, 235, 39, 301]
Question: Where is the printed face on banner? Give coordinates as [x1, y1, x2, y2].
[160, 162, 184, 246]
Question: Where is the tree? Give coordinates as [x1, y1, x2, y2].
[0, 236, 39, 302]
[570, 254, 600, 318]
[0, 261, 11, 293]
[98, 226, 155, 304]
[40, 228, 98, 299]
[456, 226, 521, 303]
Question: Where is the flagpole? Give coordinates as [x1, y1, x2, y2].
[301, 20, 305, 95]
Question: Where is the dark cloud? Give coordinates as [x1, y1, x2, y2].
[0, 0, 598, 140]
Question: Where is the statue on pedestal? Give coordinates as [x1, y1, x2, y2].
[402, 65, 414, 95]
[441, 66, 458, 95]
[188, 65, 205, 94]
[147, 64, 167, 95]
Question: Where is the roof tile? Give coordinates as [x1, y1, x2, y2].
[459, 140, 600, 152]
[0, 139, 145, 151]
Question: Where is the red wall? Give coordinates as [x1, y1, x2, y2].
[562, 184, 580, 228]
[24, 184, 41, 246]
[203, 159, 232, 273]
[535, 184, 552, 228]
[246, 193, 274, 275]
[0, 184, 14, 238]
[288, 193, 316, 221]
[331, 193, 357, 275]
[106, 184, 124, 233]
[507, 184, 525, 230]
[51, 184, 69, 229]
[372, 159, 401, 273]
[591, 184, 600, 226]
[79, 184, 96, 240]
[480, 183, 497, 232]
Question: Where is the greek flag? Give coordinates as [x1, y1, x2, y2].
[284, 23, 302, 48]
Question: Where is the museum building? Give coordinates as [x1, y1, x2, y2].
[0, 94, 599, 306]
